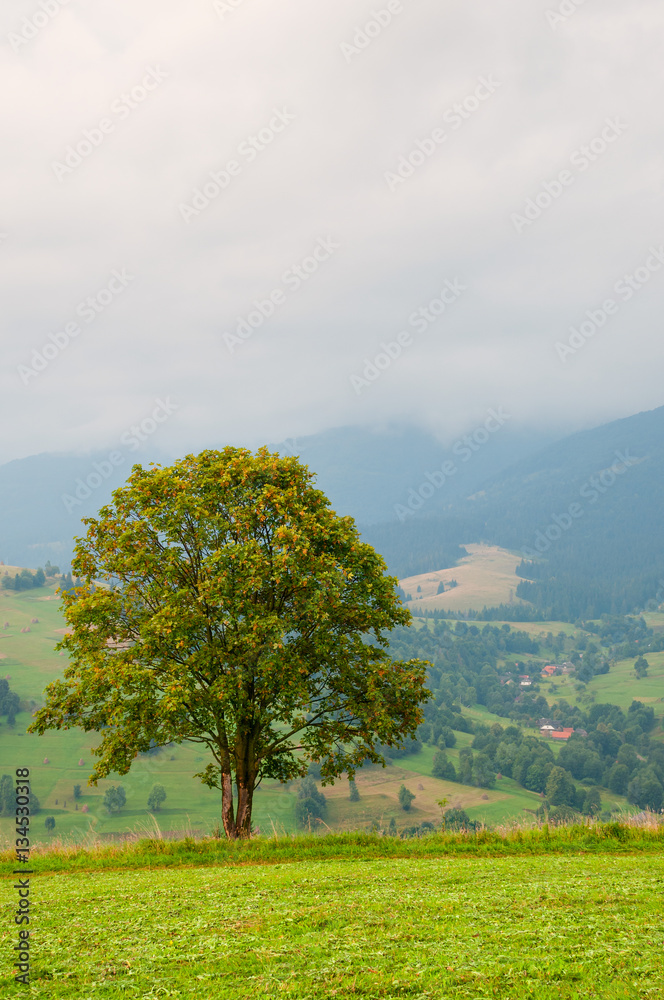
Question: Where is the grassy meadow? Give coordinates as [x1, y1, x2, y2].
[400, 543, 528, 612]
[1, 568, 662, 997]
[1, 842, 663, 997]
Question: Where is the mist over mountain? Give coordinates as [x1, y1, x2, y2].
[1, 405, 663, 624]
[372, 405, 664, 619]
[0, 421, 554, 571]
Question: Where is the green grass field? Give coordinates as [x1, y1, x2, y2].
[538, 650, 664, 715]
[0, 585, 566, 843]
[2, 848, 662, 997]
[0, 580, 636, 845]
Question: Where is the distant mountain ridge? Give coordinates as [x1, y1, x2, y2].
[372, 405, 664, 619]
[2, 405, 663, 621]
[0, 422, 555, 570]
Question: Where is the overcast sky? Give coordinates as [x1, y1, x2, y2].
[2, 0, 663, 466]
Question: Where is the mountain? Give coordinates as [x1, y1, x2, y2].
[4, 405, 662, 621]
[0, 423, 554, 571]
[275, 422, 556, 524]
[378, 405, 664, 619]
[0, 447, 172, 570]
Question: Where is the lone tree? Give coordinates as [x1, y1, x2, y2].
[103, 785, 126, 814]
[147, 784, 167, 812]
[29, 448, 430, 840]
[634, 656, 649, 679]
[398, 784, 415, 811]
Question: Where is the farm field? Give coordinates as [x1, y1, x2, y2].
[1, 852, 662, 997]
[400, 543, 529, 612]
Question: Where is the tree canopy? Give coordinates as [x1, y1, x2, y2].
[29, 447, 430, 839]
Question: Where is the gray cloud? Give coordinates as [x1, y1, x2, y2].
[2, 0, 664, 463]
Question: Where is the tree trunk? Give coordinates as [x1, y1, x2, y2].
[220, 770, 256, 839]
[221, 771, 236, 839]
[235, 778, 255, 839]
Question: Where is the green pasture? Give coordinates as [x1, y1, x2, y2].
[0, 583, 634, 846]
[584, 651, 664, 711]
[2, 853, 663, 998]
[538, 651, 664, 717]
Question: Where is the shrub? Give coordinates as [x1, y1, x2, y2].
[582, 786, 602, 816]
[548, 805, 581, 824]
[443, 808, 474, 831]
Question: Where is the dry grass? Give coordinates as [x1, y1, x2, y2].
[400, 543, 530, 612]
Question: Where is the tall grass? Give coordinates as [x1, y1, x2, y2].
[2, 814, 663, 873]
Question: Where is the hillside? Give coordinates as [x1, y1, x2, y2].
[5, 575, 664, 845]
[0, 579, 549, 841]
[374, 404, 664, 619]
